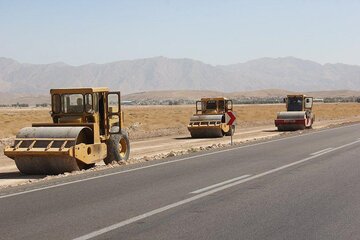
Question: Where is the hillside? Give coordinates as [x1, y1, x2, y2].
[124, 89, 360, 102]
[0, 89, 359, 105]
[1, 56, 360, 97]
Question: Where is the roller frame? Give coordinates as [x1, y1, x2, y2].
[188, 114, 231, 138]
[275, 111, 314, 131]
[4, 126, 106, 175]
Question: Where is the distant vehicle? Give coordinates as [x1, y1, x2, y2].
[275, 94, 315, 131]
[188, 97, 235, 138]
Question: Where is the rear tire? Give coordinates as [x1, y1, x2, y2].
[277, 126, 286, 131]
[104, 127, 130, 164]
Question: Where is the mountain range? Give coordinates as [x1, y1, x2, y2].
[124, 89, 360, 102]
[1, 89, 360, 105]
[0, 56, 360, 96]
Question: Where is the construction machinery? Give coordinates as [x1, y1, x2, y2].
[188, 97, 235, 138]
[4, 87, 130, 175]
[275, 94, 315, 131]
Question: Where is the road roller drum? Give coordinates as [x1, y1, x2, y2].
[187, 97, 234, 138]
[6, 127, 94, 174]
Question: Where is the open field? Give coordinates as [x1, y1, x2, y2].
[124, 89, 360, 101]
[1, 103, 360, 140]
[0, 103, 359, 188]
[0, 102, 359, 154]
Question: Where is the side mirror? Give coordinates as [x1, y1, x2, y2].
[107, 94, 120, 113]
[226, 100, 233, 111]
[283, 98, 287, 103]
[304, 97, 313, 109]
[106, 92, 121, 134]
[196, 101, 202, 113]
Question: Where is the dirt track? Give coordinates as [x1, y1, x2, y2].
[1, 116, 359, 189]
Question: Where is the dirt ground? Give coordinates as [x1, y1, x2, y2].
[0, 103, 359, 189]
[1, 103, 359, 139]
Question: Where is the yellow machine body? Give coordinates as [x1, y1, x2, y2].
[188, 97, 234, 138]
[4, 87, 129, 175]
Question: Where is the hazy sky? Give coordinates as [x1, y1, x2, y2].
[1, 0, 359, 66]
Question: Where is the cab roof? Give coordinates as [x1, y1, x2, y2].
[50, 87, 110, 94]
[200, 97, 229, 101]
[287, 94, 307, 98]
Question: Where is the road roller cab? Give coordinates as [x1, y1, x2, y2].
[275, 94, 315, 131]
[187, 98, 235, 138]
[4, 87, 130, 175]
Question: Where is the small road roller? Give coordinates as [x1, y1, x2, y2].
[188, 97, 235, 138]
[4, 87, 130, 175]
[275, 94, 315, 131]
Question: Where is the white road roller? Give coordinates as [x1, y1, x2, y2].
[275, 94, 315, 131]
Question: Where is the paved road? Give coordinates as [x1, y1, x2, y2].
[0, 123, 359, 240]
[0, 124, 280, 187]
[0, 119, 352, 188]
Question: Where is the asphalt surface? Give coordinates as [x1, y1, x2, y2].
[0, 123, 359, 240]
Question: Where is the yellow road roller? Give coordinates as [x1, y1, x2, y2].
[275, 94, 315, 131]
[188, 97, 235, 138]
[4, 87, 130, 175]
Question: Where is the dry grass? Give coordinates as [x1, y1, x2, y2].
[0, 103, 359, 139]
[0, 108, 51, 138]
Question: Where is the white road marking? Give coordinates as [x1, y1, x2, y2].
[73, 138, 360, 240]
[310, 148, 333, 156]
[0, 123, 359, 199]
[190, 175, 251, 194]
